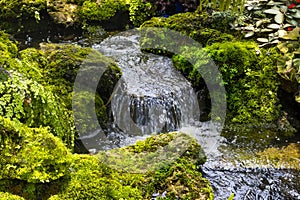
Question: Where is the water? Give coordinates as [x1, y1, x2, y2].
[91, 30, 300, 199]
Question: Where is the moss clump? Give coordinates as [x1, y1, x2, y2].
[141, 12, 236, 47]
[257, 143, 300, 170]
[0, 192, 25, 200]
[1, 32, 122, 147]
[97, 132, 213, 199]
[172, 41, 295, 139]
[0, 117, 72, 183]
[79, 0, 127, 21]
[49, 154, 144, 200]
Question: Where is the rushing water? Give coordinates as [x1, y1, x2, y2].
[91, 30, 300, 199]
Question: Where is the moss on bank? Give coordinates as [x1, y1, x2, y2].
[0, 31, 122, 146]
[0, 120, 213, 199]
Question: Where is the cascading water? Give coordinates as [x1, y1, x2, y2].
[93, 31, 200, 139]
[91, 31, 300, 199]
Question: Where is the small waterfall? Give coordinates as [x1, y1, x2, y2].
[93, 31, 200, 140]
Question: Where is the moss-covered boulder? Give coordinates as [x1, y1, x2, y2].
[172, 41, 296, 141]
[0, 117, 72, 183]
[141, 11, 237, 47]
[50, 132, 213, 200]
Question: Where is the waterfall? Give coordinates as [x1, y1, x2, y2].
[93, 31, 200, 141]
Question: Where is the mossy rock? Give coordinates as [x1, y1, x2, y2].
[0, 117, 72, 183]
[0, 192, 25, 200]
[48, 154, 145, 200]
[172, 41, 296, 139]
[96, 132, 213, 199]
[141, 12, 236, 47]
[0, 70, 75, 147]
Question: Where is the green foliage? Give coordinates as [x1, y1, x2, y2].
[0, 0, 46, 20]
[97, 132, 206, 173]
[49, 154, 144, 200]
[145, 157, 213, 200]
[206, 42, 281, 124]
[0, 31, 18, 59]
[0, 117, 72, 183]
[0, 70, 74, 147]
[127, 0, 155, 27]
[0, 192, 25, 200]
[172, 41, 284, 128]
[72, 91, 107, 135]
[96, 132, 212, 200]
[141, 12, 237, 48]
[79, 0, 127, 21]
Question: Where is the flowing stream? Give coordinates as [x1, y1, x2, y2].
[91, 31, 300, 199]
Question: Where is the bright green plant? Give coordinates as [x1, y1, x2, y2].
[0, 117, 72, 183]
[79, 0, 127, 21]
[0, 70, 75, 148]
[0, 192, 25, 200]
[127, 0, 156, 26]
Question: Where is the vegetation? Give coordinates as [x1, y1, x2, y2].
[0, 123, 213, 199]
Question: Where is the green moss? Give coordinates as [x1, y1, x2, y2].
[141, 12, 236, 47]
[172, 41, 295, 139]
[0, 192, 25, 200]
[49, 154, 144, 200]
[96, 132, 212, 199]
[0, 117, 72, 183]
[127, 0, 156, 27]
[257, 143, 300, 170]
[0, 0, 46, 20]
[79, 0, 127, 21]
[0, 31, 18, 59]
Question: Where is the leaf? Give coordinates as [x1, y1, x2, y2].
[286, 19, 298, 26]
[257, 38, 269, 43]
[271, 39, 280, 44]
[277, 42, 289, 53]
[281, 27, 300, 40]
[264, 9, 281, 15]
[260, 28, 273, 32]
[256, 20, 263, 27]
[267, 24, 281, 29]
[245, 31, 255, 38]
[292, 11, 300, 19]
[274, 13, 284, 24]
[283, 24, 293, 28]
[278, 30, 287, 38]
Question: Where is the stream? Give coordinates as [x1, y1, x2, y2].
[89, 30, 300, 199]
[19, 28, 299, 199]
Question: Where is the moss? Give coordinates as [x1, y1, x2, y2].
[171, 41, 295, 139]
[0, 117, 72, 183]
[48, 154, 144, 200]
[0, 192, 25, 200]
[0, 31, 18, 59]
[141, 12, 236, 47]
[0, 0, 46, 20]
[79, 0, 128, 21]
[256, 143, 300, 170]
[96, 132, 213, 199]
